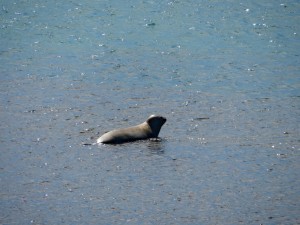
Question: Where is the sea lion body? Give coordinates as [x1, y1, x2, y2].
[97, 115, 166, 144]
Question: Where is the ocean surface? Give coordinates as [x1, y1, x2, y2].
[1, 0, 299, 224]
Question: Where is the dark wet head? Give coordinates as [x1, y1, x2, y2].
[146, 115, 167, 137]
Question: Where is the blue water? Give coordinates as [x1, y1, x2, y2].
[1, 1, 300, 224]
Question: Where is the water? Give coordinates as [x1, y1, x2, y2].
[1, 0, 299, 224]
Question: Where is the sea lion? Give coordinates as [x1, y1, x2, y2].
[97, 115, 166, 144]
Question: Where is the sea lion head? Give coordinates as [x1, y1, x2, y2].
[146, 115, 167, 138]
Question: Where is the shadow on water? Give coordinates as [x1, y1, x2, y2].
[146, 138, 166, 155]
[92, 137, 166, 155]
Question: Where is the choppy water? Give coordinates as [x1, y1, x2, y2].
[1, 0, 300, 224]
